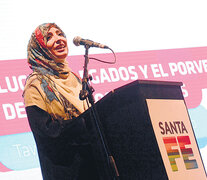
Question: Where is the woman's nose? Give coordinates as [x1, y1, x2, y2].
[56, 39, 62, 44]
[55, 36, 65, 44]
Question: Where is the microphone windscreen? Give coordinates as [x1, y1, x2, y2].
[73, 36, 82, 46]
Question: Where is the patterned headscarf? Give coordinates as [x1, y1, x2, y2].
[27, 23, 70, 79]
[24, 23, 86, 120]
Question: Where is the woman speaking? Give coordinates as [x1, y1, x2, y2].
[23, 23, 99, 180]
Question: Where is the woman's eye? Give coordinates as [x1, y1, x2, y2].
[58, 32, 64, 36]
[46, 35, 51, 41]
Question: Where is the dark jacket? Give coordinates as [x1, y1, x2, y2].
[26, 105, 99, 180]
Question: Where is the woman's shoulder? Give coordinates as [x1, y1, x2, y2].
[23, 72, 43, 100]
[24, 72, 41, 89]
[23, 72, 47, 110]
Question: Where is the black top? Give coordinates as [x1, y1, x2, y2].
[26, 105, 99, 180]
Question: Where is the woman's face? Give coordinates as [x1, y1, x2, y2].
[46, 27, 68, 63]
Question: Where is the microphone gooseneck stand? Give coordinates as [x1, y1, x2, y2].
[79, 44, 120, 180]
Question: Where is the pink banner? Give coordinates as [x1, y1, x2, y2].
[0, 47, 207, 136]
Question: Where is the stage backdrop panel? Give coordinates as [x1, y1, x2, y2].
[0, 47, 207, 175]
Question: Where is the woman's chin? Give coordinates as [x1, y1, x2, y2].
[54, 53, 68, 63]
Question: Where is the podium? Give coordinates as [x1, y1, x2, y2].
[81, 80, 206, 180]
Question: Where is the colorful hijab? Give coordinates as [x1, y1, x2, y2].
[23, 23, 86, 120]
[27, 23, 70, 78]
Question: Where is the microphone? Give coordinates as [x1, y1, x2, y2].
[73, 36, 109, 49]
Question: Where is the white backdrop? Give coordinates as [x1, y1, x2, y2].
[0, 0, 207, 179]
[1, 0, 207, 60]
